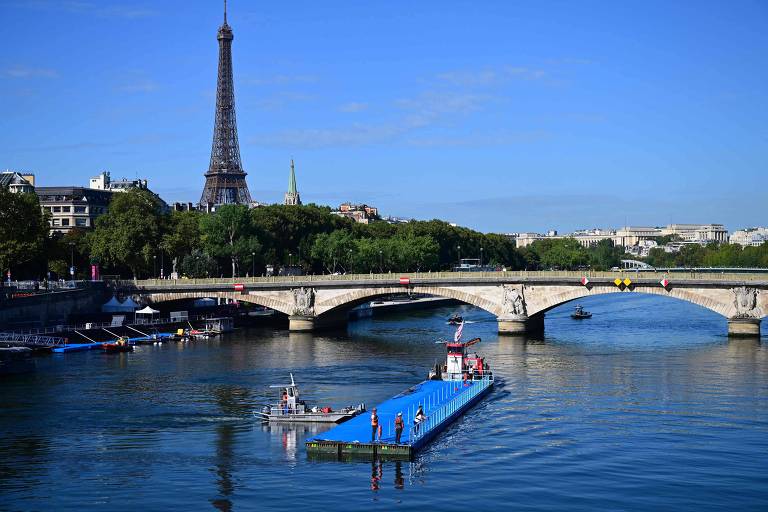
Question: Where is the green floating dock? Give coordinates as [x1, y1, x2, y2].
[306, 376, 493, 460]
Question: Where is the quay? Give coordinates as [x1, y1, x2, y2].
[306, 375, 494, 460]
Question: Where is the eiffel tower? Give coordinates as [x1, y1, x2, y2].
[200, 0, 252, 209]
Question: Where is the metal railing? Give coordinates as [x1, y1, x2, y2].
[2, 313, 217, 336]
[408, 375, 494, 444]
[123, 270, 768, 288]
[0, 333, 67, 347]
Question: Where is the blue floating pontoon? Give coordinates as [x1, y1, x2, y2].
[306, 375, 493, 459]
[52, 343, 102, 353]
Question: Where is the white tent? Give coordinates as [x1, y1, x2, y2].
[102, 295, 135, 313]
[136, 306, 160, 315]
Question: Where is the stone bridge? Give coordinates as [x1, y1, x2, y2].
[118, 271, 768, 337]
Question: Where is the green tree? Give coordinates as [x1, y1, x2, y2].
[589, 239, 623, 270]
[86, 189, 164, 278]
[0, 189, 48, 280]
[161, 210, 202, 275]
[179, 249, 217, 278]
[530, 238, 590, 270]
[201, 205, 260, 277]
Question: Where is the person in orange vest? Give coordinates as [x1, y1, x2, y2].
[394, 412, 404, 444]
[370, 407, 379, 443]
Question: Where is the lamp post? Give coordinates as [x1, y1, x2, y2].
[160, 251, 164, 279]
[347, 249, 353, 274]
[153, 255, 157, 278]
[251, 251, 255, 278]
[379, 250, 383, 273]
[288, 252, 292, 267]
[480, 247, 484, 268]
[68, 242, 75, 281]
[457, 245, 461, 270]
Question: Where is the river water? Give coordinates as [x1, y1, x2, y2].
[1, 294, 766, 511]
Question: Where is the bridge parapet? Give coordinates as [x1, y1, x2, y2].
[117, 271, 768, 337]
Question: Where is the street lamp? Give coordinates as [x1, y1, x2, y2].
[251, 251, 255, 278]
[153, 255, 157, 278]
[68, 242, 75, 280]
[288, 252, 292, 267]
[379, 250, 383, 273]
[480, 247, 484, 268]
[457, 245, 461, 270]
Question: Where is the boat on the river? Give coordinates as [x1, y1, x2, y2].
[571, 304, 592, 319]
[256, 374, 366, 423]
[102, 337, 133, 352]
[307, 323, 493, 460]
[447, 313, 463, 325]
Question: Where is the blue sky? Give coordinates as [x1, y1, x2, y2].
[1, 0, 766, 233]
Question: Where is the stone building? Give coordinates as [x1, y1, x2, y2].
[332, 202, 379, 224]
[35, 186, 113, 234]
[730, 227, 768, 247]
[0, 170, 35, 194]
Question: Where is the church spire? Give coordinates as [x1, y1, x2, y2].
[284, 159, 301, 205]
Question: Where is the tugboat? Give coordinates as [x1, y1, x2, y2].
[447, 313, 463, 325]
[255, 374, 366, 423]
[571, 304, 592, 319]
[429, 323, 492, 382]
[102, 337, 133, 352]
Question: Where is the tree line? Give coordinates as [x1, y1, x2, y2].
[2, 187, 766, 280]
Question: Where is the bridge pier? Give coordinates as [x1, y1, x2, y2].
[498, 314, 545, 335]
[727, 318, 761, 337]
[288, 316, 315, 332]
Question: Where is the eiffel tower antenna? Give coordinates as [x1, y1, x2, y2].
[199, 0, 253, 209]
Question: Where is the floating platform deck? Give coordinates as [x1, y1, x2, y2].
[52, 343, 101, 353]
[306, 375, 493, 460]
[52, 333, 175, 353]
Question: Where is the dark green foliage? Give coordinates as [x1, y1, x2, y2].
[200, 205, 261, 277]
[86, 189, 165, 278]
[0, 189, 48, 278]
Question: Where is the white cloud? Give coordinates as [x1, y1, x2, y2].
[4, 66, 58, 79]
[116, 80, 158, 93]
[339, 102, 369, 113]
[245, 74, 318, 86]
[18, 1, 156, 18]
[435, 65, 546, 86]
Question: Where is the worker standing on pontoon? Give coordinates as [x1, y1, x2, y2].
[394, 412, 404, 444]
[370, 408, 379, 442]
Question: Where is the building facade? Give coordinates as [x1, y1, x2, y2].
[332, 203, 379, 224]
[730, 227, 768, 247]
[35, 186, 113, 234]
[0, 171, 35, 194]
[660, 224, 728, 243]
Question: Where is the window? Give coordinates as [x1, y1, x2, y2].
[74, 206, 86, 213]
[52, 219, 60, 226]
[75, 218, 87, 227]
[62, 206, 71, 213]
[61, 219, 70, 226]
[53, 206, 61, 213]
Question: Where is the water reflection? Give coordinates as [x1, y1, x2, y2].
[210, 424, 234, 512]
[1, 295, 766, 511]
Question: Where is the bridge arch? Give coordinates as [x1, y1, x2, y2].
[142, 291, 295, 316]
[525, 284, 746, 319]
[315, 285, 502, 319]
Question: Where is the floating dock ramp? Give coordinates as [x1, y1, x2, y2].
[306, 375, 493, 460]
